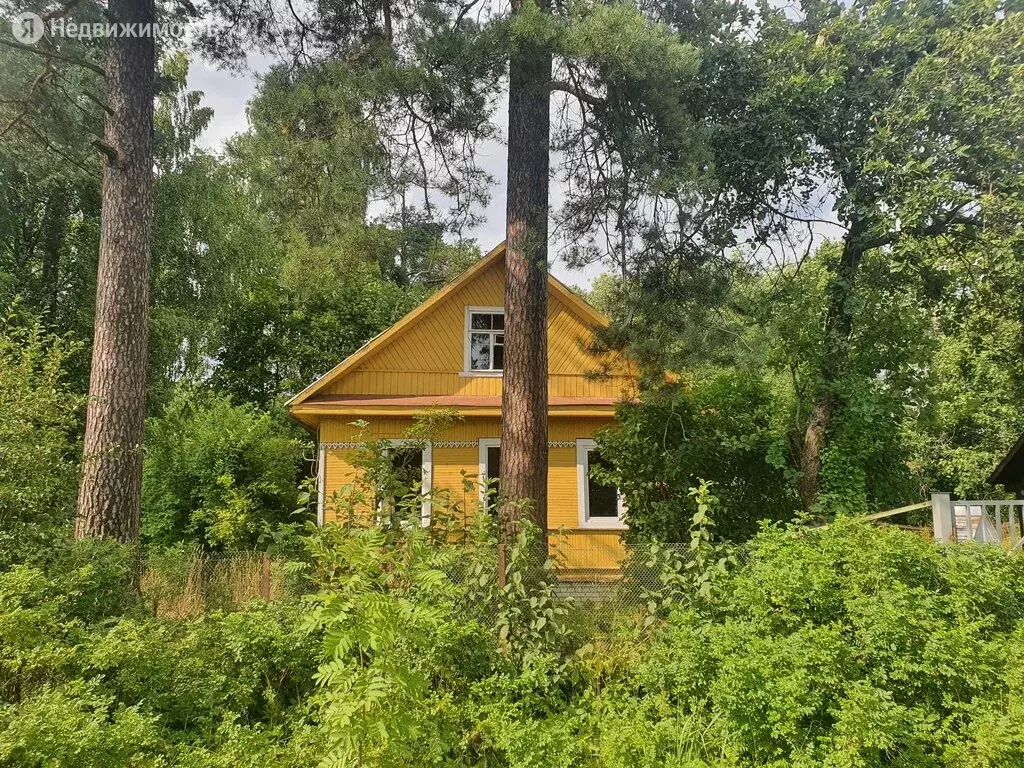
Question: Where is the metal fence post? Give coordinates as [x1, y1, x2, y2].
[931, 492, 954, 542]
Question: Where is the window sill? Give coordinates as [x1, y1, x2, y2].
[577, 519, 628, 531]
[459, 371, 503, 378]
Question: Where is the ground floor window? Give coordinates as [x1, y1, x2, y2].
[576, 439, 626, 529]
[376, 439, 432, 526]
[478, 438, 501, 513]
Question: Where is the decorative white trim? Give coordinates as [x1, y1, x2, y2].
[325, 440, 583, 449]
[576, 438, 627, 530]
[316, 439, 326, 526]
[478, 438, 501, 504]
[463, 305, 504, 374]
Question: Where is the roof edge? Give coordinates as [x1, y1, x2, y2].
[989, 432, 1024, 486]
[286, 241, 614, 409]
[287, 241, 507, 408]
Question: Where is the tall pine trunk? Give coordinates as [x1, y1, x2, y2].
[500, 0, 552, 541]
[797, 218, 867, 511]
[75, 0, 156, 542]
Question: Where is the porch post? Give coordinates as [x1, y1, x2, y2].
[931, 492, 954, 542]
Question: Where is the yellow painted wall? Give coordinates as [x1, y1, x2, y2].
[319, 414, 627, 571]
[323, 253, 636, 399]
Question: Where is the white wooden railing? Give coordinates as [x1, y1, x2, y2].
[930, 493, 1024, 550]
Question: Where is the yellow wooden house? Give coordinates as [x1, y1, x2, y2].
[287, 242, 637, 574]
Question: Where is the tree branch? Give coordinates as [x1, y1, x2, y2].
[861, 201, 980, 251]
[549, 80, 604, 107]
[22, 120, 98, 178]
[91, 138, 119, 163]
[0, 37, 106, 77]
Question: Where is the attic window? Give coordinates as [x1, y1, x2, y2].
[465, 308, 504, 373]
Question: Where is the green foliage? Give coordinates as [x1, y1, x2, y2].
[682, 481, 734, 606]
[0, 312, 84, 543]
[141, 388, 307, 548]
[227, 63, 376, 246]
[596, 372, 796, 542]
[759, 244, 936, 513]
[908, 236, 1024, 497]
[614, 520, 1024, 766]
[305, 524, 462, 766]
[494, 523, 575, 661]
[7, 494, 1024, 766]
[0, 682, 166, 768]
[0, 545, 319, 765]
[635, 480, 734, 622]
[86, 601, 317, 733]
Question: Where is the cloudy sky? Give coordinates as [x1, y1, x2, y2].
[187, 60, 602, 289]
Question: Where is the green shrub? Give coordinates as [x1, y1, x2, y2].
[141, 388, 308, 548]
[595, 373, 797, 542]
[0, 314, 84, 566]
[0, 682, 165, 768]
[614, 519, 1024, 766]
[85, 601, 318, 735]
[7, 500, 1024, 766]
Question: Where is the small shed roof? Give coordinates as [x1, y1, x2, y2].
[988, 433, 1024, 491]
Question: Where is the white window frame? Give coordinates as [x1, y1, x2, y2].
[576, 438, 627, 529]
[462, 306, 505, 377]
[379, 439, 433, 526]
[478, 438, 501, 506]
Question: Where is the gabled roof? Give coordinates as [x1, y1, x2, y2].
[286, 241, 610, 409]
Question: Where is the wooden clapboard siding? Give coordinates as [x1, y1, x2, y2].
[328, 370, 634, 399]
[315, 250, 634, 400]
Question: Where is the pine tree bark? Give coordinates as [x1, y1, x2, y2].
[75, 0, 156, 542]
[797, 218, 867, 511]
[500, 0, 552, 539]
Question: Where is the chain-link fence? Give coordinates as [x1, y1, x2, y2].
[547, 530, 687, 604]
[139, 549, 292, 618]
[135, 533, 716, 621]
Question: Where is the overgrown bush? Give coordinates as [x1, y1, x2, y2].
[0, 312, 84, 565]
[7, 493, 1024, 766]
[142, 388, 309, 548]
[0, 549, 320, 766]
[595, 373, 797, 542]
[595, 520, 1024, 767]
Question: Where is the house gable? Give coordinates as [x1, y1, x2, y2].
[288, 242, 635, 425]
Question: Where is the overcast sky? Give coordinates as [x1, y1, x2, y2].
[187, 60, 602, 289]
